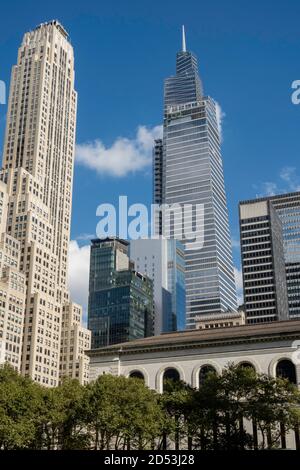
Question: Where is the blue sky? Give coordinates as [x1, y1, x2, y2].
[1, 0, 300, 310]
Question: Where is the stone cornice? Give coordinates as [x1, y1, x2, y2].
[87, 328, 300, 358]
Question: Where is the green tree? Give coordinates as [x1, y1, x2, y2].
[0, 364, 43, 449]
[36, 378, 88, 450]
[247, 374, 300, 449]
[159, 379, 194, 450]
[85, 375, 164, 450]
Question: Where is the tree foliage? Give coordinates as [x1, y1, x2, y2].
[0, 363, 299, 450]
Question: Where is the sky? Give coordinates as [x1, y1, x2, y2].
[0, 0, 300, 314]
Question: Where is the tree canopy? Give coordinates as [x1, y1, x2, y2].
[0, 363, 299, 450]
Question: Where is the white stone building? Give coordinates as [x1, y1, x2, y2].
[195, 310, 246, 330]
[88, 320, 300, 392]
[88, 320, 300, 448]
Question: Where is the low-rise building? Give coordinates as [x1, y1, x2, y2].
[88, 319, 300, 449]
[195, 310, 246, 330]
[88, 320, 300, 392]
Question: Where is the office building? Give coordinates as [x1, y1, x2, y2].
[245, 192, 300, 320]
[88, 238, 154, 349]
[130, 238, 185, 334]
[239, 199, 289, 323]
[154, 27, 237, 328]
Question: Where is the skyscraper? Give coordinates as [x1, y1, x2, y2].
[155, 27, 237, 328]
[242, 192, 300, 320]
[0, 21, 90, 385]
[130, 238, 186, 334]
[88, 238, 154, 349]
[239, 199, 289, 323]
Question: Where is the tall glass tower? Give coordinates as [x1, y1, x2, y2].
[155, 27, 237, 328]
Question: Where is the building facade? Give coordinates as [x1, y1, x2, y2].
[0, 180, 26, 371]
[130, 238, 185, 335]
[88, 238, 154, 349]
[194, 310, 245, 330]
[88, 320, 300, 449]
[242, 192, 300, 320]
[0, 21, 89, 385]
[88, 320, 300, 392]
[154, 27, 237, 328]
[240, 199, 289, 324]
[60, 302, 91, 385]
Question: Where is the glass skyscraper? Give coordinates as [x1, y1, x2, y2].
[88, 238, 154, 348]
[130, 238, 186, 335]
[154, 27, 237, 328]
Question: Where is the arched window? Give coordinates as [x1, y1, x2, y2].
[129, 370, 144, 381]
[199, 365, 216, 386]
[162, 368, 180, 391]
[276, 359, 297, 385]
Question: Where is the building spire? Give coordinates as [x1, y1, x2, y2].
[182, 25, 186, 52]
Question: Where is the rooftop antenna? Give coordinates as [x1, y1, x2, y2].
[182, 25, 187, 52]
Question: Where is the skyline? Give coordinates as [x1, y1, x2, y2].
[1, 1, 300, 316]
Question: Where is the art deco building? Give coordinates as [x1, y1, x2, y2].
[239, 199, 289, 323]
[154, 27, 237, 328]
[0, 21, 90, 385]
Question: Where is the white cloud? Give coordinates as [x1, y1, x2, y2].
[279, 166, 300, 191]
[75, 233, 95, 241]
[231, 237, 240, 250]
[215, 101, 225, 142]
[256, 166, 300, 197]
[259, 182, 278, 197]
[234, 266, 244, 306]
[68, 241, 90, 323]
[75, 125, 163, 178]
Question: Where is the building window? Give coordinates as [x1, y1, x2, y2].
[276, 359, 297, 385]
[199, 365, 216, 387]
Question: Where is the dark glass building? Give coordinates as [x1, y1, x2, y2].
[88, 238, 154, 348]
